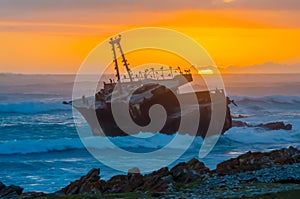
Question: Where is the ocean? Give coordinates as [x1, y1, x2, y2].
[0, 73, 300, 193]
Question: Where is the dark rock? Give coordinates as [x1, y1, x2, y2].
[275, 178, 300, 184]
[232, 121, 292, 131]
[104, 167, 172, 193]
[58, 168, 104, 195]
[21, 192, 47, 199]
[215, 146, 300, 175]
[170, 158, 210, 183]
[232, 120, 250, 127]
[104, 172, 144, 193]
[137, 167, 171, 192]
[105, 167, 172, 193]
[0, 182, 5, 190]
[104, 175, 128, 193]
[0, 191, 18, 199]
[257, 121, 292, 130]
[9, 185, 23, 195]
[58, 166, 173, 195]
[151, 192, 163, 197]
[126, 173, 144, 192]
[0, 184, 23, 199]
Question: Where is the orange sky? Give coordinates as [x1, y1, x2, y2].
[0, 1, 299, 74]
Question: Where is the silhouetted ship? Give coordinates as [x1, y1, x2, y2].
[66, 35, 233, 138]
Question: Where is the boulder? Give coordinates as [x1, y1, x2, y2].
[104, 175, 129, 193]
[104, 173, 144, 193]
[128, 167, 141, 174]
[58, 168, 104, 195]
[138, 167, 172, 192]
[170, 158, 210, 183]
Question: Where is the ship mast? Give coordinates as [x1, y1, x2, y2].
[109, 37, 121, 82]
[109, 35, 133, 83]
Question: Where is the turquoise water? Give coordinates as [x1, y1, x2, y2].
[0, 74, 300, 192]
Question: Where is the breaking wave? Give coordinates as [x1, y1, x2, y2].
[0, 138, 84, 155]
[0, 133, 204, 155]
[223, 127, 300, 145]
[232, 95, 300, 105]
[1, 95, 299, 114]
[1, 128, 299, 155]
[0, 101, 71, 114]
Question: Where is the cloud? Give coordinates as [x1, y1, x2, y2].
[224, 0, 300, 10]
[0, 0, 299, 19]
[0, 0, 299, 32]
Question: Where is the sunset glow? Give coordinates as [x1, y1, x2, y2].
[198, 69, 214, 75]
[0, 1, 299, 74]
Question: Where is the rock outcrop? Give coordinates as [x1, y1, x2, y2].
[232, 120, 250, 127]
[232, 121, 292, 130]
[215, 146, 300, 175]
[170, 158, 210, 183]
[57, 168, 104, 195]
[57, 148, 300, 196]
[57, 158, 210, 196]
[0, 182, 23, 199]
[257, 121, 292, 130]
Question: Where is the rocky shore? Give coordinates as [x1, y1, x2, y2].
[1, 147, 300, 199]
[232, 121, 292, 131]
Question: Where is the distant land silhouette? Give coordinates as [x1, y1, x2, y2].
[222, 62, 300, 74]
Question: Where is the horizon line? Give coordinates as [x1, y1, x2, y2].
[1, 72, 300, 75]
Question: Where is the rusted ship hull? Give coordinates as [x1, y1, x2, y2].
[74, 87, 232, 138]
